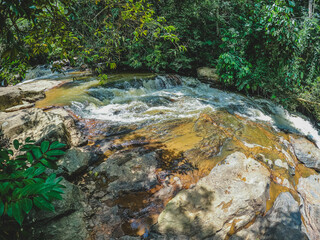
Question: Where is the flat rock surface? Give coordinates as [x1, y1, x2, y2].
[155, 152, 270, 239]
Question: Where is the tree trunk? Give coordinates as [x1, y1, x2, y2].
[309, 0, 313, 18]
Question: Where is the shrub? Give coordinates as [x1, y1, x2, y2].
[0, 138, 66, 225]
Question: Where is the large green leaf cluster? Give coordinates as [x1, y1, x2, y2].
[0, 138, 66, 225]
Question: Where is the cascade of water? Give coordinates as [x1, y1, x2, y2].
[43, 74, 318, 147]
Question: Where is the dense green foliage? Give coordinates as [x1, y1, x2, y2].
[0, 138, 66, 226]
[1, 0, 320, 118]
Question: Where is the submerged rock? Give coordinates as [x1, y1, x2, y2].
[291, 137, 320, 171]
[154, 152, 270, 239]
[231, 192, 307, 240]
[297, 175, 320, 240]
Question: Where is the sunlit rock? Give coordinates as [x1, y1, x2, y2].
[154, 152, 270, 239]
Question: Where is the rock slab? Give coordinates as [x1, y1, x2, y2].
[155, 152, 270, 239]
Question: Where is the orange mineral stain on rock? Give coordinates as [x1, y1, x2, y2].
[266, 181, 289, 212]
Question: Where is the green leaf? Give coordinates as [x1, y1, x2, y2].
[7, 202, 13, 217]
[27, 152, 33, 163]
[40, 159, 58, 170]
[46, 150, 65, 156]
[33, 166, 46, 176]
[13, 140, 19, 150]
[13, 202, 24, 225]
[49, 142, 66, 150]
[0, 200, 4, 216]
[46, 173, 56, 184]
[46, 190, 63, 200]
[32, 147, 42, 160]
[41, 141, 49, 153]
[20, 198, 33, 214]
[34, 196, 55, 211]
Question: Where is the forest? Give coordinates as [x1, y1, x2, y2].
[1, 0, 320, 120]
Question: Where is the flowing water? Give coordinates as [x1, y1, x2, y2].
[32, 72, 320, 238]
[36, 73, 320, 147]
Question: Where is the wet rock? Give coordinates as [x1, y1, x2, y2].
[291, 137, 320, 171]
[231, 192, 307, 240]
[0, 108, 68, 145]
[297, 174, 320, 240]
[93, 149, 158, 197]
[154, 152, 270, 239]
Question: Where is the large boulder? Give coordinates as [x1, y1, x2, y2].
[231, 192, 307, 240]
[297, 174, 320, 240]
[28, 179, 89, 240]
[56, 147, 102, 178]
[197, 67, 219, 85]
[0, 108, 68, 145]
[0, 108, 86, 147]
[154, 152, 270, 239]
[291, 137, 320, 171]
[93, 149, 158, 197]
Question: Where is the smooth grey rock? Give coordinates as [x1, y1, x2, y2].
[291, 137, 320, 171]
[155, 152, 270, 239]
[93, 149, 158, 197]
[231, 192, 307, 240]
[18, 80, 64, 94]
[297, 174, 320, 240]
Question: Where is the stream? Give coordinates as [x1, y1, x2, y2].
[24, 71, 320, 238]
